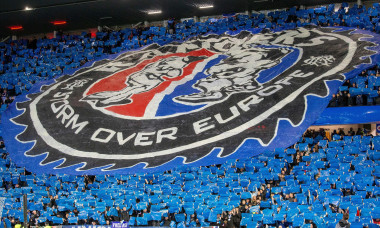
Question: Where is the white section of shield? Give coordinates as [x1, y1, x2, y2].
[143, 54, 221, 118]
[28, 29, 357, 160]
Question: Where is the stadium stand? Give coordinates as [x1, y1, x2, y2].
[0, 3, 380, 102]
[0, 2, 380, 228]
[329, 66, 380, 107]
[0, 123, 379, 227]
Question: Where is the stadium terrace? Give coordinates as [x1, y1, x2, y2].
[0, 1, 379, 228]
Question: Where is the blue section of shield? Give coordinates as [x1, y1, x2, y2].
[314, 106, 380, 125]
[255, 46, 300, 84]
[155, 55, 227, 116]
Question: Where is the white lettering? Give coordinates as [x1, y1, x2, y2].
[117, 132, 136, 146]
[156, 127, 177, 144]
[56, 105, 74, 124]
[289, 70, 314, 78]
[51, 100, 69, 113]
[51, 91, 72, 101]
[257, 85, 282, 96]
[135, 132, 155, 146]
[91, 128, 116, 143]
[193, 117, 215, 134]
[214, 106, 240, 124]
[272, 28, 311, 45]
[65, 114, 89, 134]
[237, 95, 263, 112]
[275, 77, 292, 85]
[296, 36, 336, 47]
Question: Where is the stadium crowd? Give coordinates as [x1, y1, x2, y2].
[329, 66, 380, 107]
[1, 3, 380, 108]
[0, 2, 379, 228]
[0, 126, 379, 227]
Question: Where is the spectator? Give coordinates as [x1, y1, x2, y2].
[336, 213, 350, 228]
[118, 206, 131, 221]
[359, 70, 367, 77]
[348, 127, 355, 136]
[347, 93, 353, 106]
[356, 128, 364, 135]
[161, 216, 171, 226]
[355, 94, 363, 106]
[342, 79, 352, 87]
[226, 208, 241, 228]
[337, 93, 345, 106]
[341, 91, 348, 106]
[329, 94, 338, 107]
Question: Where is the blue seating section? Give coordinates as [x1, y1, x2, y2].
[332, 67, 380, 107]
[0, 131, 378, 227]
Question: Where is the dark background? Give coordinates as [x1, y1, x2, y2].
[1, 0, 358, 37]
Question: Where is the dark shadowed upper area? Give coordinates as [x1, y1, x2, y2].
[0, 0, 357, 36]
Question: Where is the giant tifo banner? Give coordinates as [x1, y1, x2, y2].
[2, 26, 380, 174]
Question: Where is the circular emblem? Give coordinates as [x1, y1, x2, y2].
[6, 26, 379, 174]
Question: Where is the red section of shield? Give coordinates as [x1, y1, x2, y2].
[86, 49, 215, 117]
